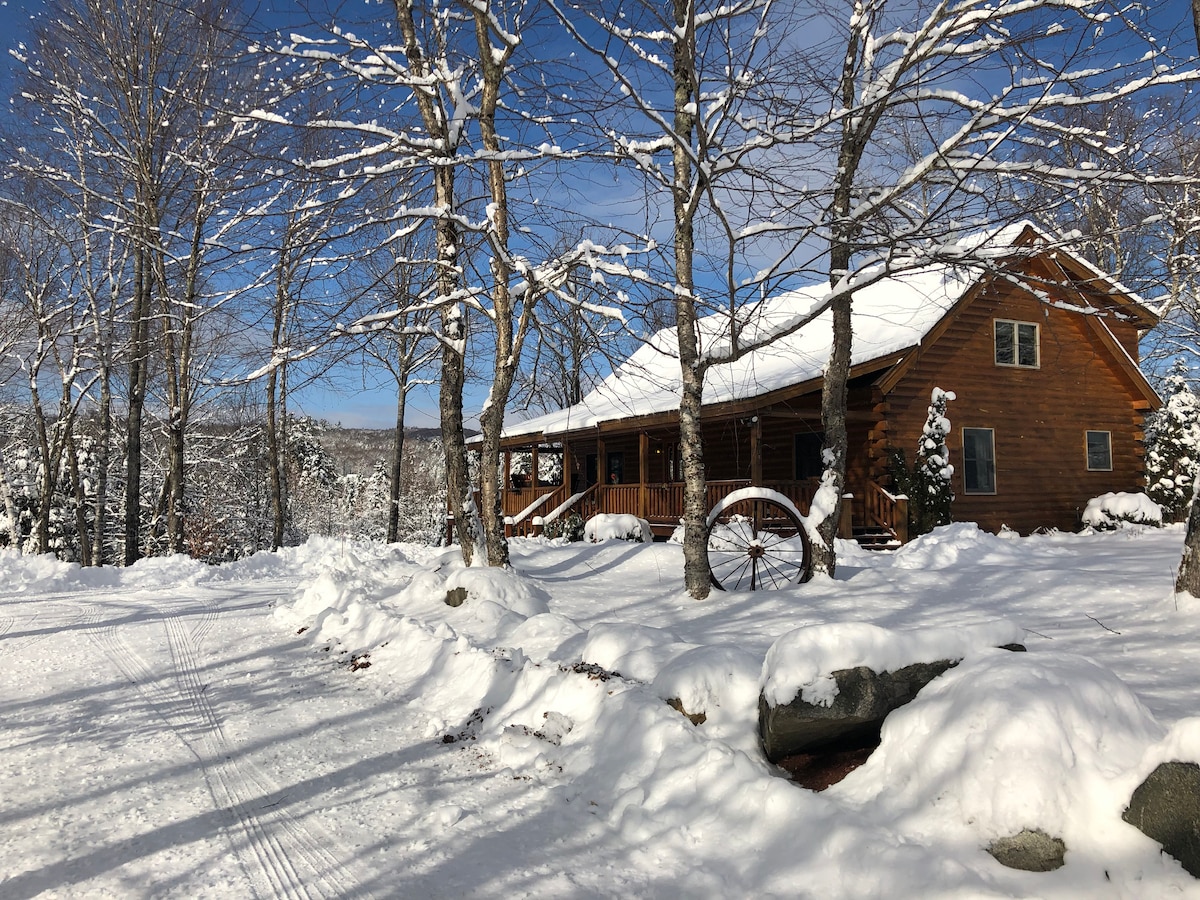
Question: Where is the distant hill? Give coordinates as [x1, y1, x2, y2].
[310, 424, 476, 479]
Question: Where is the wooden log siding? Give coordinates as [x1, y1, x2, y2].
[882, 267, 1151, 534]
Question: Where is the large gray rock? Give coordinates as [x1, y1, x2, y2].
[1123, 761, 1200, 878]
[759, 660, 956, 763]
[986, 829, 1066, 872]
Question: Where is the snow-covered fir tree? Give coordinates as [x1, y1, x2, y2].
[1146, 360, 1200, 523]
[892, 388, 956, 537]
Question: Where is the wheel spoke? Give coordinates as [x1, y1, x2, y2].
[725, 555, 755, 590]
[710, 552, 750, 573]
[759, 554, 798, 587]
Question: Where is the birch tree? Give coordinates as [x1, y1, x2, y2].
[270, 1, 633, 568]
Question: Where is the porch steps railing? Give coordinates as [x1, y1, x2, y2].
[861, 481, 909, 547]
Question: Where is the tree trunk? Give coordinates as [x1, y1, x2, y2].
[65, 429, 92, 567]
[814, 281, 851, 577]
[672, 0, 710, 599]
[394, 0, 474, 565]
[436, 191, 474, 565]
[92, 360, 111, 566]
[472, 6, 519, 569]
[124, 247, 151, 565]
[1176, 473, 1200, 596]
[812, 11, 870, 578]
[387, 384, 407, 543]
[266, 363, 285, 550]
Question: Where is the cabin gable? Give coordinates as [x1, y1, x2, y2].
[882, 255, 1154, 534]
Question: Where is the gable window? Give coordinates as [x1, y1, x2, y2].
[962, 428, 996, 494]
[1086, 430, 1113, 471]
[994, 320, 1039, 368]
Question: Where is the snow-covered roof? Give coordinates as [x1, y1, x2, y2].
[499, 222, 1144, 441]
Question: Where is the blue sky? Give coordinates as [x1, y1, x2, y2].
[1, 0, 1198, 429]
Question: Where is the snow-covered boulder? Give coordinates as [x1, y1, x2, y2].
[1123, 761, 1200, 878]
[1081, 491, 1162, 530]
[758, 622, 1026, 767]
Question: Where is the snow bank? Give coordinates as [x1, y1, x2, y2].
[889, 521, 1032, 569]
[761, 620, 1026, 706]
[270, 528, 1200, 897]
[831, 652, 1166, 866]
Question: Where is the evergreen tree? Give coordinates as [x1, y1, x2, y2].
[892, 388, 956, 537]
[1146, 360, 1200, 523]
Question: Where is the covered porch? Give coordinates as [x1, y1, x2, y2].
[478, 385, 910, 545]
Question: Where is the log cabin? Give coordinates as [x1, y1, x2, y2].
[481, 223, 1160, 544]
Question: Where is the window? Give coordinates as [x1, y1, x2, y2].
[794, 431, 825, 480]
[607, 452, 624, 484]
[1086, 431, 1113, 471]
[666, 443, 682, 482]
[962, 428, 996, 494]
[994, 319, 1039, 368]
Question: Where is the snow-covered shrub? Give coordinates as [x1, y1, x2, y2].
[1145, 360, 1200, 523]
[890, 387, 956, 537]
[1081, 492, 1162, 530]
[584, 513, 652, 543]
[543, 510, 585, 542]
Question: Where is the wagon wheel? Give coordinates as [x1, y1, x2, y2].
[706, 488, 813, 591]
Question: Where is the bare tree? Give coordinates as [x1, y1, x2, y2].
[14, 0, 261, 563]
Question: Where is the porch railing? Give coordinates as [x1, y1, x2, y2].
[596, 479, 820, 524]
[864, 481, 909, 544]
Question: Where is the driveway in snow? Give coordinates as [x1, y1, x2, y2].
[1, 572, 395, 899]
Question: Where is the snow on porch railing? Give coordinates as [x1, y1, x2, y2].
[535, 484, 596, 527]
[504, 490, 556, 530]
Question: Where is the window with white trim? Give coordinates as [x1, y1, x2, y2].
[962, 428, 996, 494]
[994, 319, 1039, 368]
[1086, 430, 1113, 471]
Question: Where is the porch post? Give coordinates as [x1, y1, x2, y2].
[639, 432, 649, 518]
[562, 440, 574, 493]
[750, 416, 763, 485]
[504, 449, 512, 493]
[597, 433, 606, 512]
[532, 443, 540, 489]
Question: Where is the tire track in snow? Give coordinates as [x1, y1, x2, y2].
[163, 592, 362, 899]
[83, 592, 367, 900]
[1, 604, 89, 654]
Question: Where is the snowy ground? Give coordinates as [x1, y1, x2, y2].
[4, 525, 1200, 899]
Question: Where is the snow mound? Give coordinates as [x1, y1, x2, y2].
[584, 513, 653, 543]
[0, 549, 209, 592]
[831, 651, 1165, 852]
[0, 550, 104, 592]
[761, 620, 1025, 706]
[283, 542, 552, 654]
[1082, 492, 1163, 530]
[651, 644, 762, 748]
[890, 522, 1028, 569]
[579, 622, 693, 682]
